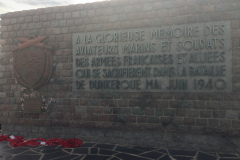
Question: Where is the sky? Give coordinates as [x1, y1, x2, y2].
[0, 0, 106, 14]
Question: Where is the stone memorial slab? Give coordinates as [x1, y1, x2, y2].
[73, 21, 232, 92]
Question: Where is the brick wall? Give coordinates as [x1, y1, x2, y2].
[1, 0, 240, 152]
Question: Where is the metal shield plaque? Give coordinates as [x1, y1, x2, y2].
[13, 36, 54, 90]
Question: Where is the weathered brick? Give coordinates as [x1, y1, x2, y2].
[198, 93, 211, 100]
[179, 101, 193, 109]
[205, 102, 218, 110]
[145, 108, 154, 115]
[183, 118, 195, 125]
[208, 119, 219, 127]
[223, 93, 236, 101]
[104, 107, 112, 114]
[226, 111, 239, 119]
[193, 101, 205, 109]
[164, 109, 175, 116]
[100, 100, 108, 106]
[218, 101, 233, 110]
[94, 107, 103, 114]
[109, 115, 117, 122]
[169, 101, 179, 108]
[200, 110, 212, 118]
[129, 100, 138, 107]
[148, 116, 160, 124]
[220, 119, 231, 129]
[196, 119, 207, 126]
[71, 11, 80, 19]
[127, 115, 136, 123]
[137, 116, 147, 123]
[90, 114, 98, 121]
[232, 120, 240, 128]
[109, 100, 118, 107]
[175, 109, 186, 117]
[113, 108, 121, 114]
[215, 3, 238, 12]
[99, 115, 109, 121]
[31, 113, 39, 119]
[73, 113, 81, 121]
[213, 111, 225, 118]
[132, 108, 144, 115]
[121, 108, 132, 115]
[118, 100, 128, 107]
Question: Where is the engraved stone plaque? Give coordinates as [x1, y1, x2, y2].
[24, 98, 42, 113]
[73, 21, 232, 92]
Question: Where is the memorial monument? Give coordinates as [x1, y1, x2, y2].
[0, 0, 240, 152]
